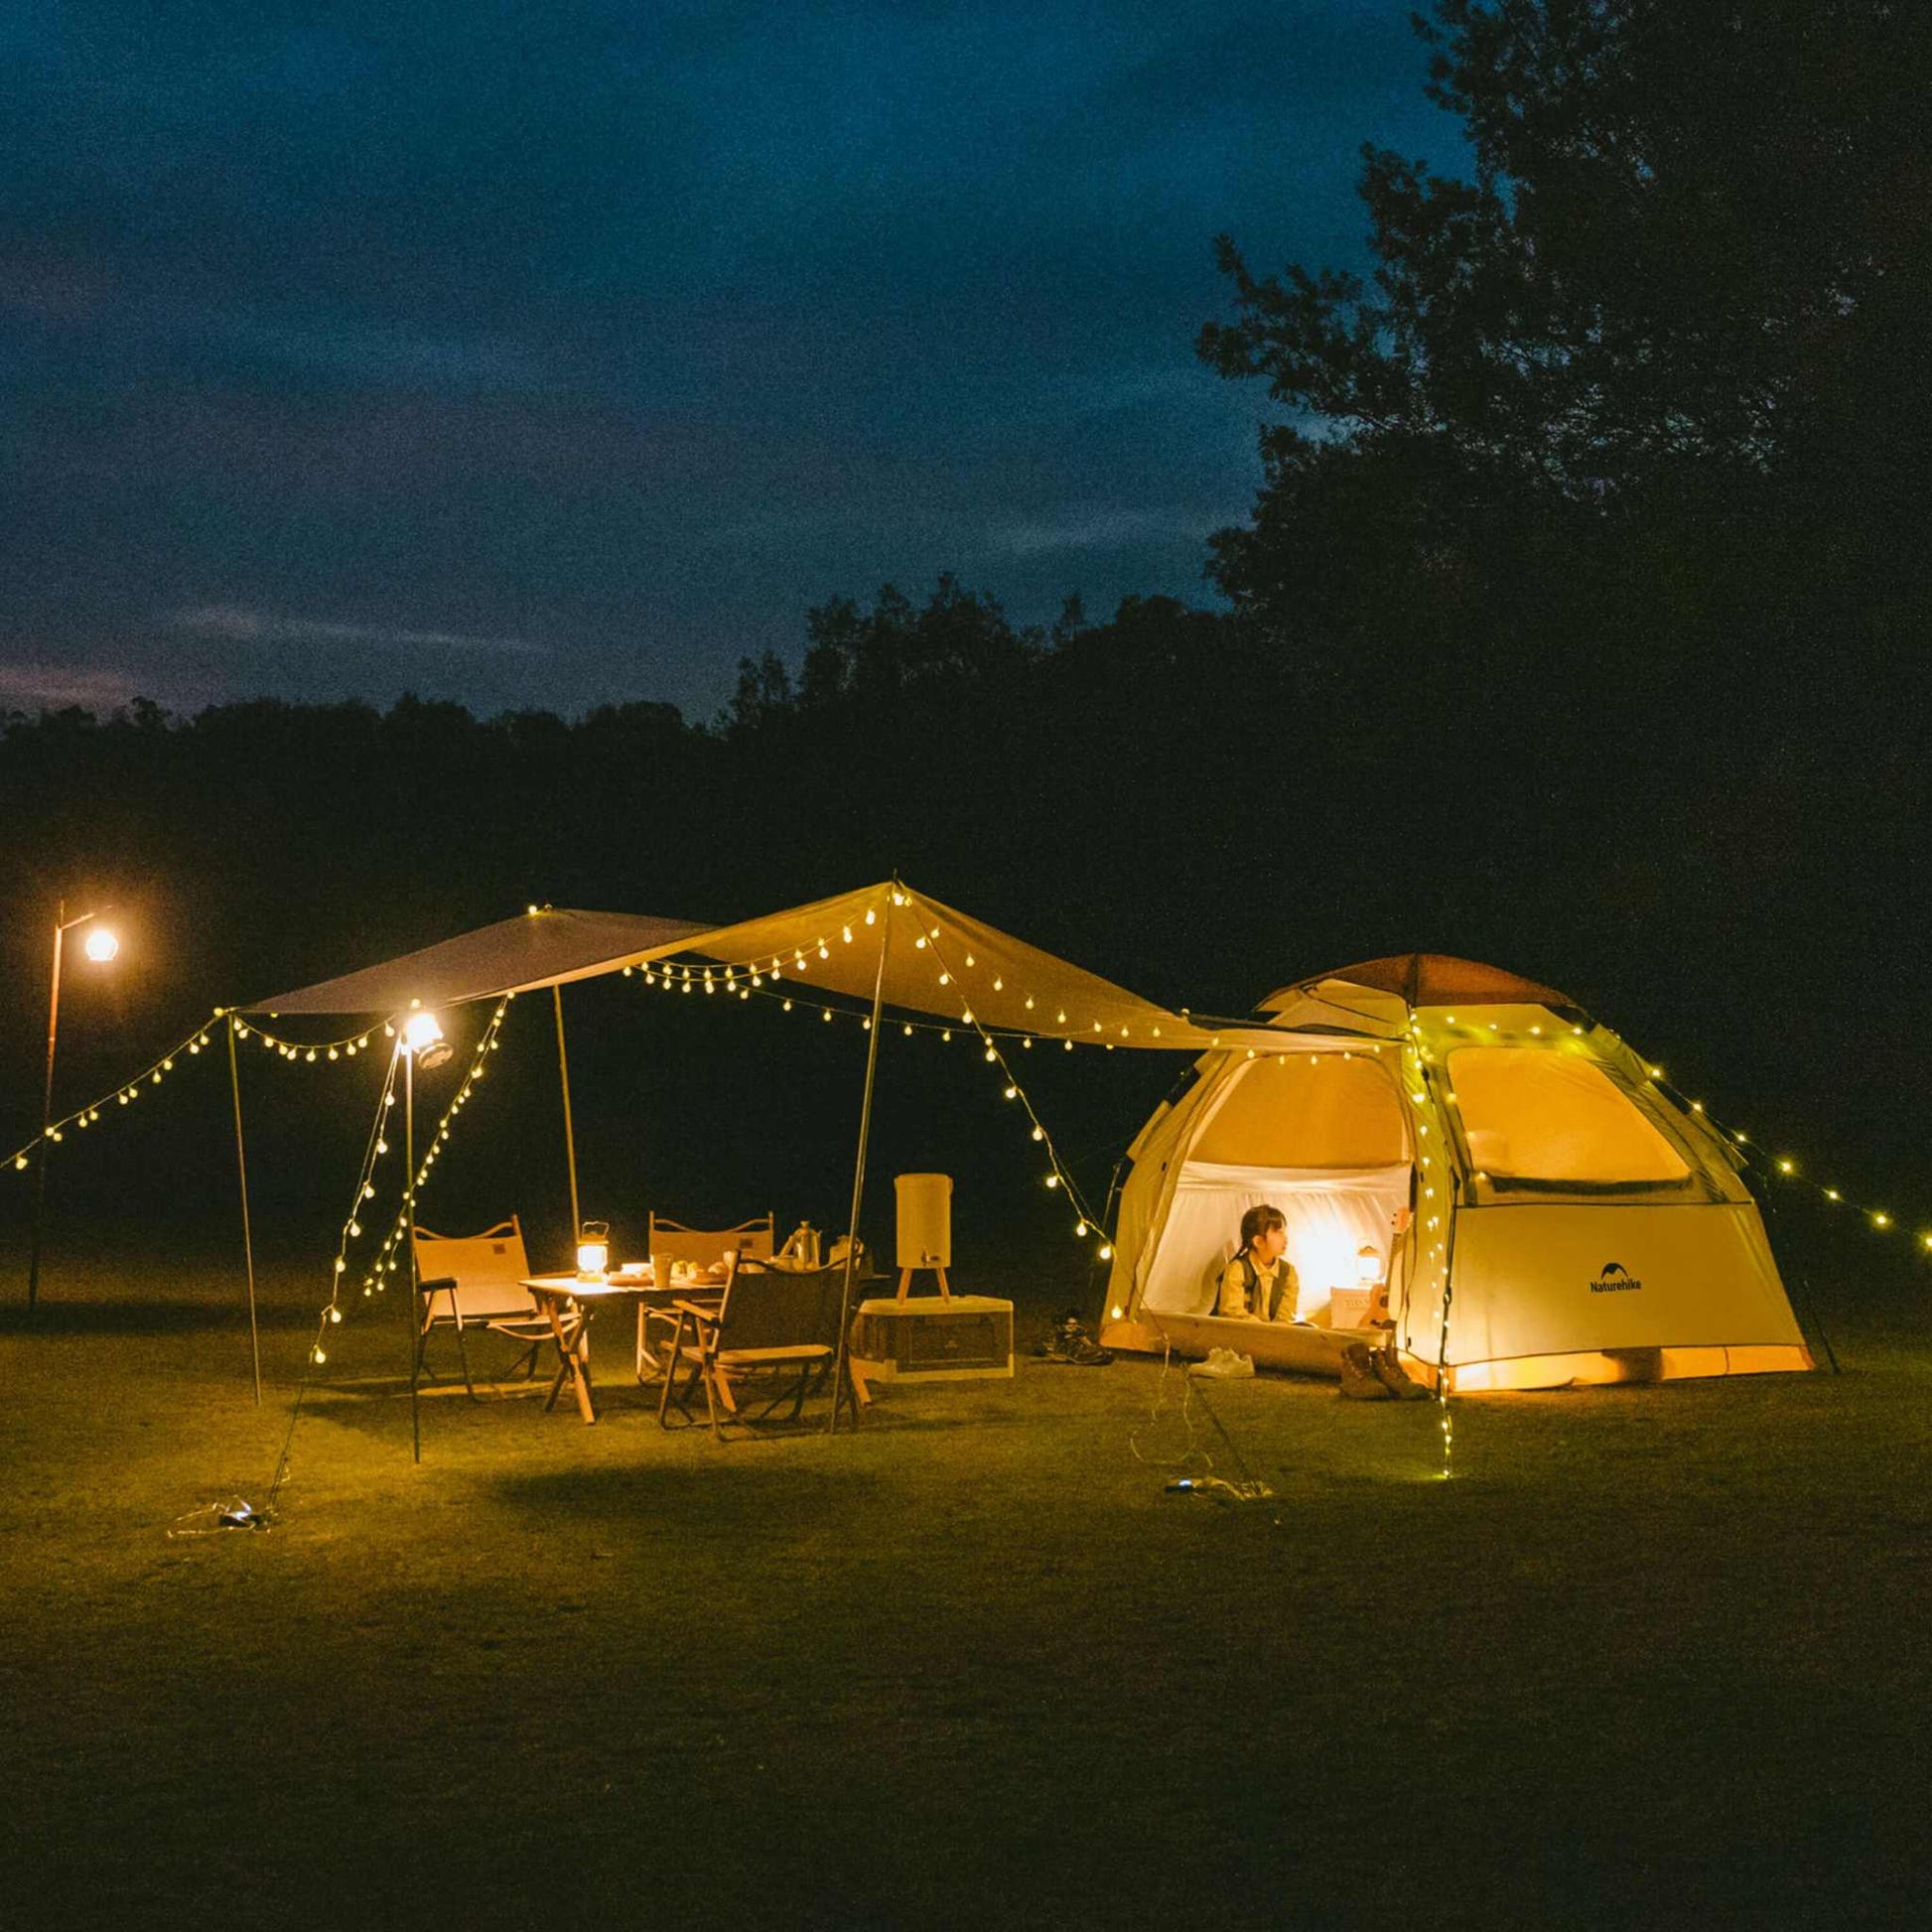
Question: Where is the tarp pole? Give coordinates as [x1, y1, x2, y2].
[405, 1043, 421, 1464]
[830, 895, 892, 1435]
[225, 1015, 262, 1406]
[553, 985, 581, 1243]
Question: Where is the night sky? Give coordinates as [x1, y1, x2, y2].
[4, 2, 1455, 722]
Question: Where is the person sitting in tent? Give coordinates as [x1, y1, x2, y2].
[1217, 1205, 1304, 1322]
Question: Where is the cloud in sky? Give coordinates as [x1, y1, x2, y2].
[169, 607, 549, 656]
[0, 2, 1460, 719]
[998, 507, 1224, 557]
[0, 662, 152, 714]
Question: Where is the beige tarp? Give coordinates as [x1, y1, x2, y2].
[245, 908, 710, 1015]
[245, 881, 1277, 1052]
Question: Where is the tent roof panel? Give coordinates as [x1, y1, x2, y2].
[1262, 953, 1575, 1013]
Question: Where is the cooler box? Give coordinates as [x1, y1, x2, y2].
[852, 1296, 1014, 1381]
[1327, 1288, 1374, 1329]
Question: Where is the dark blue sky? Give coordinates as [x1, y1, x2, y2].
[4, 2, 1456, 721]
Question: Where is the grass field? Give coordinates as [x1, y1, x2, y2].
[1, 1241, 1927, 1930]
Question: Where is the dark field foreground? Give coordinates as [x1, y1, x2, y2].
[1, 1249, 1927, 1931]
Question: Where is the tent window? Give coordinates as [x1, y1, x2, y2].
[1189, 1054, 1408, 1170]
[1447, 1048, 1690, 1184]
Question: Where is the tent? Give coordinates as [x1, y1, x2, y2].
[1097, 954, 1814, 1391]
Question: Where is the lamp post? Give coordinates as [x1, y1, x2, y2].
[27, 900, 119, 1311]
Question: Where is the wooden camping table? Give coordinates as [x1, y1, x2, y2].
[520, 1275, 712, 1425]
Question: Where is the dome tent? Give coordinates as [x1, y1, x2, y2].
[1097, 955, 1812, 1391]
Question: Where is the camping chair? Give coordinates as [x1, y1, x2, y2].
[655, 1258, 857, 1440]
[637, 1211, 775, 1381]
[414, 1217, 575, 1400]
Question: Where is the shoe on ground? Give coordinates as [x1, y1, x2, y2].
[1338, 1340, 1394, 1401]
[1058, 1331, 1114, 1366]
[1189, 1346, 1255, 1380]
[1035, 1319, 1113, 1366]
[1370, 1346, 1430, 1400]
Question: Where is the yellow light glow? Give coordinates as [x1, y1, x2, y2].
[401, 1013, 445, 1058]
[83, 925, 119, 962]
[1777, 1159, 1795, 1174]
[1099, 1244, 1113, 1261]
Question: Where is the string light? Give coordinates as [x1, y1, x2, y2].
[345, 997, 514, 1322]
[1637, 1055, 1924, 1261]
[2, 1016, 213, 1170]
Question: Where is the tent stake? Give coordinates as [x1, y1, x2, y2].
[225, 1016, 263, 1406]
[554, 985, 582, 1243]
[831, 894, 893, 1435]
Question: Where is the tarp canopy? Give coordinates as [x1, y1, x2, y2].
[245, 881, 1265, 1051]
[245, 908, 711, 1016]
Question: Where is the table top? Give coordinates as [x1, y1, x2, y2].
[522, 1272, 724, 1300]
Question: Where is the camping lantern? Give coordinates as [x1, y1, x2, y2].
[576, 1220, 611, 1281]
[1356, 1243, 1386, 1286]
[401, 1011, 453, 1068]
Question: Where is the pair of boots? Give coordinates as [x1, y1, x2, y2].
[1034, 1314, 1114, 1366]
[1338, 1341, 1429, 1401]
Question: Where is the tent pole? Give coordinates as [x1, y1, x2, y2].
[225, 1015, 263, 1407]
[553, 985, 581, 1243]
[830, 895, 892, 1435]
[405, 1042, 421, 1464]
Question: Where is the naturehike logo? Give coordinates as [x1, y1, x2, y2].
[1589, 1261, 1642, 1294]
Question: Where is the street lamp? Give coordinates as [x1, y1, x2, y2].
[28, 900, 121, 1310]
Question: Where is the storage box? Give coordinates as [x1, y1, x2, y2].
[1326, 1288, 1374, 1329]
[851, 1296, 1014, 1382]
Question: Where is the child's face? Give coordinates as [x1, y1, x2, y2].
[1254, 1224, 1288, 1264]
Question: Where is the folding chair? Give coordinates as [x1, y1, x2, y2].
[414, 1217, 574, 1400]
[656, 1258, 858, 1440]
[636, 1211, 775, 1381]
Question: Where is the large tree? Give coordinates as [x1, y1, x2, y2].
[1199, 1, 1930, 722]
